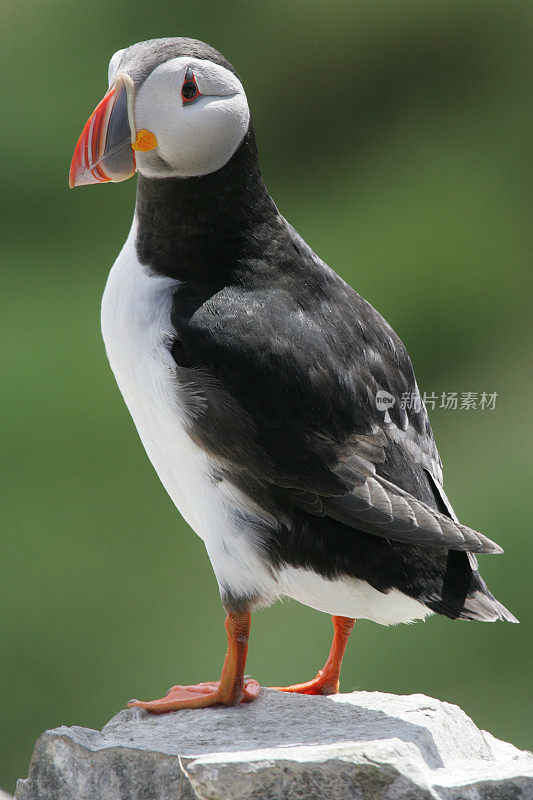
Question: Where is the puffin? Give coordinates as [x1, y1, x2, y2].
[69, 37, 517, 712]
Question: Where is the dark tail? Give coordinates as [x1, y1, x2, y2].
[458, 569, 518, 623]
[424, 550, 518, 622]
[423, 474, 518, 622]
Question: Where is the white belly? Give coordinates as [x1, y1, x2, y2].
[100, 221, 430, 625]
[276, 567, 431, 626]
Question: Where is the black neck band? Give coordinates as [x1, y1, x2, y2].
[134, 126, 278, 282]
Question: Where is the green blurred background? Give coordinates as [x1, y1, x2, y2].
[2, 0, 532, 792]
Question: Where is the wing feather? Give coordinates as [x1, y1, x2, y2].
[322, 474, 502, 553]
[172, 247, 503, 556]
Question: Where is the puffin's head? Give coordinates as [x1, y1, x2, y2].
[69, 38, 250, 187]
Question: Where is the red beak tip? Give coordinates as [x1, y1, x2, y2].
[69, 77, 135, 189]
[68, 167, 81, 189]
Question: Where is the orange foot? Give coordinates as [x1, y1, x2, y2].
[273, 670, 338, 695]
[127, 611, 260, 713]
[273, 615, 355, 696]
[128, 678, 260, 712]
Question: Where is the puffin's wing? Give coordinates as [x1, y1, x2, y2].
[269, 424, 501, 553]
[173, 261, 502, 555]
[321, 474, 502, 553]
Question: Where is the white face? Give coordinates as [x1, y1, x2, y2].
[108, 53, 250, 179]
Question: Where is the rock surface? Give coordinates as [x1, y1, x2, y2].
[15, 689, 533, 800]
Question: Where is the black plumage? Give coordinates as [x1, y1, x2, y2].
[129, 65, 514, 624]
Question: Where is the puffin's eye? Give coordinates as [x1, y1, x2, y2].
[181, 67, 201, 104]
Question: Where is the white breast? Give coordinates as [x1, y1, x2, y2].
[101, 220, 202, 531]
[100, 220, 280, 605]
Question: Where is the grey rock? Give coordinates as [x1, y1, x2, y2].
[1, 790, 14, 800]
[15, 689, 533, 800]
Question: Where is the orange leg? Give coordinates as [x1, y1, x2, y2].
[273, 615, 355, 695]
[127, 611, 259, 712]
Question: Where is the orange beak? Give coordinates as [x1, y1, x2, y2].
[69, 74, 138, 188]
